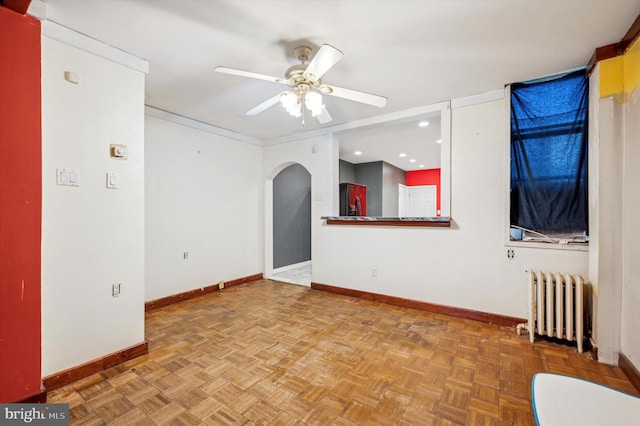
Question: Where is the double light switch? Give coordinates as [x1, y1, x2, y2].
[56, 168, 79, 186]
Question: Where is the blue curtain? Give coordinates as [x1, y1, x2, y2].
[510, 70, 588, 233]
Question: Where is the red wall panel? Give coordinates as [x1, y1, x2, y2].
[406, 168, 441, 215]
[0, 6, 42, 402]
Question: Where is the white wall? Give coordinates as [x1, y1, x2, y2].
[145, 115, 263, 301]
[589, 64, 624, 364]
[589, 56, 640, 367]
[41, 38, 146, 375]
[309, 97, 588, 319]
[621, 70, 640, 368]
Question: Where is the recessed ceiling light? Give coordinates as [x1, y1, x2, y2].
[409, 159, 416, 163]
[436, 139, 442, 144]
[418, 121, 430, 127]
[419, 164, 425, 168]
[399, 153, 407, 157]
[354, 151, 362, 155]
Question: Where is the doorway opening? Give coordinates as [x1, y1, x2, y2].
[266, 163, 311, 286]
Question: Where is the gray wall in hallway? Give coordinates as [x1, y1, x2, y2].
[339, 159, 356, 183]
[273, 164, 311, 269]
[382, 162, 406, 216]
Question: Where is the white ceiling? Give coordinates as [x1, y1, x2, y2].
[339, 113, 442, 171]
[41, 0, 639, 144]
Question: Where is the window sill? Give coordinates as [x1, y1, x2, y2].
[322, 216, 451, 227]
[506, 240, 589, 252]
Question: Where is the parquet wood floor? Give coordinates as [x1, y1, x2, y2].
[47, 280, 638, 425]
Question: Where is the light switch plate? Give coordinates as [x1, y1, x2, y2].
[57, 168, 79, 186]
[106, 172, 119, 189]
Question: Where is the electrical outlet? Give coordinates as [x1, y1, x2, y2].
[112, 283, 121, 297]
[183, 252, 189, 259]
[218, 280, 225, 290]
[371, 269, 377, 277]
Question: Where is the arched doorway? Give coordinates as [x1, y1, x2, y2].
[265, 163, 311, 285]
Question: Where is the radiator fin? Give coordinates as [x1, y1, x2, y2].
[527, 270, 585, 353]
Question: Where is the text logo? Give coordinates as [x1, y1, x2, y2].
[1, 404, 68, 425]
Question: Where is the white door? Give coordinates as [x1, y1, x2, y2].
[408, 185, 436, 217]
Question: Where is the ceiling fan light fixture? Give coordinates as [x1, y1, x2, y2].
[280, 91, 301, 117]
[305, 91, 325, 117]
[216, 43, 384, 125]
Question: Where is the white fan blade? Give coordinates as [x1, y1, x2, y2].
[325, 85, 387, 108]
[304, 44, 343, 80]
[215, 66, 286, 85]
[246, 92, 286, 116]
[316, 108, 332, 124]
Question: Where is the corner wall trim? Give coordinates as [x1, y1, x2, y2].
[42, 20, 149, 73]
[586, 13, 640, 76]
[145, 106, 262, 146]
[43, 341, 148, 392]
[451, 88, 504, 109]
[310, 282, 526, 327]
[619, 352, 640, 393]
[145, 273, 263, 311]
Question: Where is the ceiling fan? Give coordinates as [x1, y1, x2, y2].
[214, 44, 387, 125]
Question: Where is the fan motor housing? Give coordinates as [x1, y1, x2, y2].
[285, 64, 321, 88]
[285, 64, 306, 80]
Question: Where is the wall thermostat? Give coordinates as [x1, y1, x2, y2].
[110, 144, 128, 159]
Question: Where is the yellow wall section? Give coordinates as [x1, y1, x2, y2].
[599, 56, 624, 98]
[599, 37, 640, 99]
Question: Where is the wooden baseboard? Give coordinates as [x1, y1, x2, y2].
[619, 352, 640, 393]
[590, 338, 598, 361]
[43, 341, 148, 392]
[310, 282, 526, 327]
[145, 273, 263, 311]
[14, 390, 47, 403]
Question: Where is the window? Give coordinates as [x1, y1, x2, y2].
[510, 70, 588, 243]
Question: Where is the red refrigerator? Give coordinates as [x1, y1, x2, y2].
[339, 182, 367, 216]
